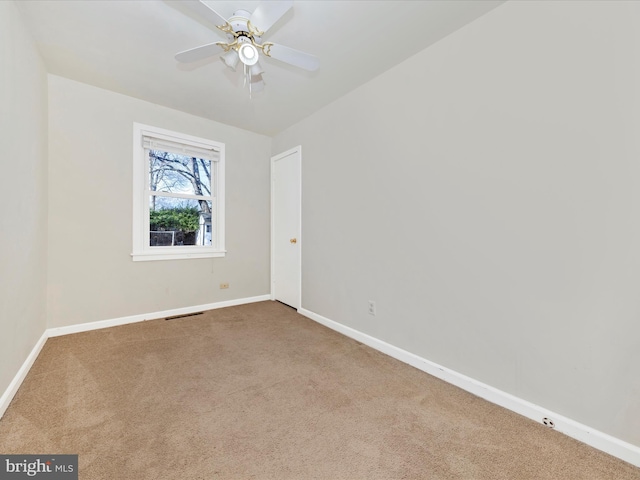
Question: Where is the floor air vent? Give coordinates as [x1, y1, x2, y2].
[165, 312, 204, 321]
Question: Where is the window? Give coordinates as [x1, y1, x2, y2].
[132, 123, 225, 261]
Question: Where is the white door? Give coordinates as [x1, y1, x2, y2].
[271, 147, 301, 309]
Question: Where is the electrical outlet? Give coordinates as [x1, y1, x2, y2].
[542, 417, 555, 428]
[368, 301, 376, 316]
[220, 282, 229, 289]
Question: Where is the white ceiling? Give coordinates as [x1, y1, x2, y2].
[17, 0, 505, 136]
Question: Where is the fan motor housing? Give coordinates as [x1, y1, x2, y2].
[228, 10, 252, 35]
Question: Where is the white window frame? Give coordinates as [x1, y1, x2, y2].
[132, 123, 225, 262]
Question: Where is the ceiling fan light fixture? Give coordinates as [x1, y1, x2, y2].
[221, 49, 239, 70]
[238, 43, 259, 66]
[175, 0, 319, 97]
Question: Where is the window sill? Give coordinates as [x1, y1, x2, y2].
[131, 250, 226, 262]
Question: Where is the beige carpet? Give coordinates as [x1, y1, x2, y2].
[1, 301, 639, 479]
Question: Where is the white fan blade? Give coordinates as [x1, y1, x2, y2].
[250, 1, 293, 34]
[267, 43, 319, 71]
[181, 1, 228, 28]
[175, 42, 224, 63]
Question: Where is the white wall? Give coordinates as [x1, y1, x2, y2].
[273, 0, 640, 447]
[0, 2, 48, 395]
[47, 75, 271, 328]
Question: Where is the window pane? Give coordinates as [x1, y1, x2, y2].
[149, 196, 213, 247]
[149, 151, 211, 196]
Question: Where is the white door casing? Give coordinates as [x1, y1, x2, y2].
[271, 147, 301, 309]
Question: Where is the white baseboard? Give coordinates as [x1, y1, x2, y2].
[0, 294, 271, 419]
[298, 307, 640, 469]
[47, 294, 271, 337]
[0, 331, 48, 419]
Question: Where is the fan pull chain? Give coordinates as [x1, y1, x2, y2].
[243, 62, 253, 99]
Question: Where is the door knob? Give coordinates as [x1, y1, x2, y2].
[290, 238, 297, 244]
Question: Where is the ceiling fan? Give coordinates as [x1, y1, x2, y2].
[175, 0, 319, 95]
